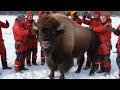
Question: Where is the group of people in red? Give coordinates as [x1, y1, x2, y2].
[0, 11, 55, 74]
[0, 11, 120, 78]
[68, 11, 119, 77]
[12, 11, 54, 73]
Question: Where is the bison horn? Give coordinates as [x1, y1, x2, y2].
[57, 22, 63, 31]
[33, 21, 38, 30]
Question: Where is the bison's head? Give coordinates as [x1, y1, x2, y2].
[33, 15, 64, 52]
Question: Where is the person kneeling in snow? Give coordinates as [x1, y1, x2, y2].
[12, 14, 31, 73]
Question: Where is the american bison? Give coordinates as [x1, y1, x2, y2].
[33, 13, 98, 79]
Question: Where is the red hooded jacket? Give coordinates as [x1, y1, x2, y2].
[0, 21, 9, 42]
[82, 11, 101, 28]
[73, 16, 82, 25]
[12, 19, 29, 41]
[24, 18, 36, 38]
[93, 19, 112, 42]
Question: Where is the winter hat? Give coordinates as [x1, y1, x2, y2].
[94, 11, 101, 16]
[102, 13, 110, 20]
[17, 14, 25, 22]
[27, 11, 33, 18]
[38, 11, 44, 17]
[70, 11, 77, 16]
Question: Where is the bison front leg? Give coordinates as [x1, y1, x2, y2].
[75, 55, 85, 73]
[47, 58, 57, 79]
[59, 72, 65, 79]
[58, 55, 73, 79]
[49, 70, 55, 79]
[58, 64, 65, 79]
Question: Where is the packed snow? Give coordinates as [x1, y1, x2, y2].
[0, 15, 120, 79]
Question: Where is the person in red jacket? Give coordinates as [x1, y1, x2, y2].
[111, 25, 120, 78]
[38, 11, 46, 65]
[25, 11, 38, 66]
[71, 11, 82, 25]
[12, 14, 30, 72]
[0, 20, 12, 72]
[82, 11, 102, 70]
[92, 13, 112, 75]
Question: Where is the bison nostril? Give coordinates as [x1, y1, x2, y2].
[42, 41, 50, 45]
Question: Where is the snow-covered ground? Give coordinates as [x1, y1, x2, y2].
[0, 15, 120, 79]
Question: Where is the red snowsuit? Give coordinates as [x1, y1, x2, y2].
[12, 19, 29, 72]
[73, 16, 82, 25]
[93, 19, 112, 72]
[82, 15, 101, 67]
[24, 18, 38, 65]
[0, 21, 9, 68]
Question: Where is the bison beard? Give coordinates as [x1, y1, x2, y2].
[33, 14, 98, 79]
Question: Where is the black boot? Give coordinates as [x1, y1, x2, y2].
[104, 72, 110, 76]
[104, 69, 110, 76]
[83, 65, 91, 70]
[20, 64, 29, 70]
[32, 60, 39, 66]
[26, 60, 32, 66]
[2, 61, 12, 69]
[97, 69, 105, 73]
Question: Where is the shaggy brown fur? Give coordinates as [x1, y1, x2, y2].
[34, 14, 98, 79]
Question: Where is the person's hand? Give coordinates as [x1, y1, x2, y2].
[83, 11, 87, 18]
[6, 20, 9, 27]
[85, 27, 93, 31]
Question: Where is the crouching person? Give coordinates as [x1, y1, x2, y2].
[12, 14, 30, 73]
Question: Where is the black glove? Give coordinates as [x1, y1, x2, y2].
[29, 30, 31, 33]
[116, 43, 118, 49]
[108, 44, 112, 50]
[6, 20, 9, 27]
[87, 14, 92, 19]
[66, 12, 70, 16]
[85, 27, 93, 31]
[83, 11, 87, 18]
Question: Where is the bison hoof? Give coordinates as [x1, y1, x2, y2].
[49, 74, 54, 79]
[75, 70, 80, 73]
[89, 72, 94, 76]
[59, 76, 64, 79]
